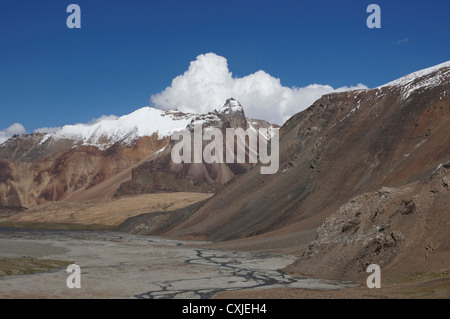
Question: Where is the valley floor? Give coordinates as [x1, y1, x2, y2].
[214, 276, 450, 299]
[0, 228, 356, 299]
[0, 228, 448, 299]
[1, 192, 448, 299]
[2, 192, 213, 226]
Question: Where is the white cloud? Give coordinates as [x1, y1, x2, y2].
[151, 53, 368, 125]
[0, 123, 27, 144]
[33, 127, 61, 134]
[394, 38, 409, 45]
[87, 114, 119, 125]
[33, 115, 119, 134]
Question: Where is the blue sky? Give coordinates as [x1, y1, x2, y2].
[0, 0, 449, 133]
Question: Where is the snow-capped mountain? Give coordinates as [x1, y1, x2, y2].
[39, 108, 196, 150]
[31, 97, 274, 152]
[0, 99, 276, 207]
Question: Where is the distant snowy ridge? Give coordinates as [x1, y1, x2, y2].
[38, 99, 275, 150]
[378, 61, 450, 99]
[40, 107, 196, 149]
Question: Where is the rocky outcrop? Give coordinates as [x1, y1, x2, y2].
[285, 162, 450, 281]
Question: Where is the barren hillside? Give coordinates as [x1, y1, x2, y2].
[116, 62, 450, 281]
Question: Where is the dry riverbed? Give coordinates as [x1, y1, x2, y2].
[0, 228, 357, 299]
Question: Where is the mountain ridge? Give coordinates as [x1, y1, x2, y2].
[0, 99, 276, 207]
[115, 61, 450, 281]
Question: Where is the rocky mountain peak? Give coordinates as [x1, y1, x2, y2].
[216, 98, 247, 129]
[220, 98, 243, 112]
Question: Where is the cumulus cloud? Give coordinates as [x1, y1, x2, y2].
[0, 123, 27, 144]
[151, 53, 368, 125]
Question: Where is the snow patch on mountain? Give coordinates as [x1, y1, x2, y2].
[378, 61, 450, 99]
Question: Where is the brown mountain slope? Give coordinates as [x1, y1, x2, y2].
[117, 62, 450, 255]
[0, 135, 167, 208]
